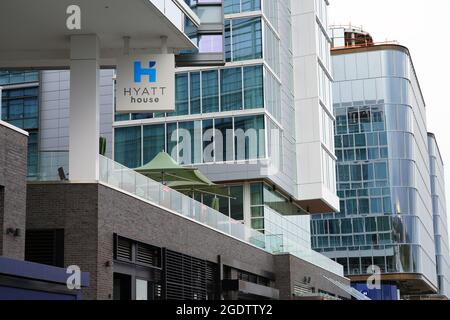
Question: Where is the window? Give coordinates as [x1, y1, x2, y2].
[178, 121, 202, 164]
[202, 70, 219, 113]
[190, 72, 201, 114]
[243, 65, 263, 109]
[167, 123, 178, 161]
[115, 126, 141, 168]
[221, 68, 243, 111]
[168, 74, 189, 116]
[225, 17, 262, 62]
[215, 118, 233, 161]
[234, 115, 265, 160]
[203, 119, 214, 162]
[230, 186, 244, 220]
[143, 124, 165, 164]
[0, 71, 38, 85]
[374, 162, 388, 180]
[224, 0, 261, 14]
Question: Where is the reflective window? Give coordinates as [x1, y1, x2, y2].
[224, 0, 261, 14]
[202, 70, 220, 113]
[220, 68, 243, 111]
[190, 72, 201, 114]
[234, 115, 265, 160]
[115, 126, 142, 168]
[143, 124, 165, 163]
[225, 17, 262, 62]
[243, 65, 263, 109]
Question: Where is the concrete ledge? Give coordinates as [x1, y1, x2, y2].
[0, 120, 29, 136]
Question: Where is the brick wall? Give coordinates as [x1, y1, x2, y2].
[26, 183, 99, 300]
[0, 122, 28, 259]
[26, 182, 350, 300]
[274, 254, 350, 299]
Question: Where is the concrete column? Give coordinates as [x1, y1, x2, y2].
[69, 35, 100, 181]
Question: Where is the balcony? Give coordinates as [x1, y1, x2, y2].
[32, 152, 344, 277]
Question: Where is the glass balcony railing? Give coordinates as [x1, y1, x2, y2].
[32, 152, 343, 276]
[99, 155, 266, 248]
[31, 151, 69, 182]
[150, 0, 200, 34]
[98, 155, 344, 276]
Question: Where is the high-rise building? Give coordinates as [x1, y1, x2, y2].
[428, 133, 450, 298]
[311, 26, 449, 299]
[0, 0, 353, 300]
[112, 0, 339, 258]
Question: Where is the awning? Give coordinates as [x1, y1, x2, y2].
[0, 0, 196, 69]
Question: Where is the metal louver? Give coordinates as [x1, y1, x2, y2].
[165, 250, 214, 300]
[116, 237, 132, 261]
[25, 229, 64, 267]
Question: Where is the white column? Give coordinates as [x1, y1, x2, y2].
[69, 35, 100, 181]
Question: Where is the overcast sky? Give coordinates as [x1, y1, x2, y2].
[329, 0, 450, 226]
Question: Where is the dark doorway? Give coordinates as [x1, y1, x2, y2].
[113, 273, 132, 300]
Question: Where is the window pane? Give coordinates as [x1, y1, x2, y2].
[190, 72, 201, 114]
[231, 18, 262, 61]
[143, 124, 165, 164]
[202, 70, 219, 113]
[234, 115, 265, 160]
[170, 73, 188, 116]
[167, 123, 178, 161]
[250, 183, 263, 205]
[230, 186, 244, 220]
[203, 119, 214, 163]
[115, 126, 141, 168]
[221, 68, 242, 111]
[224, 0, 240, 14]
[215, 118, 233, 161]
[243, 65, 263, 109]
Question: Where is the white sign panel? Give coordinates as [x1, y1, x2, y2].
[116, 54, 175, 113]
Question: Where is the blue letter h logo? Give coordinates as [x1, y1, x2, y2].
[134, 61, 156, 83]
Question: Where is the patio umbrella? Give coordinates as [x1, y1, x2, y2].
[134, 152, 231, 199]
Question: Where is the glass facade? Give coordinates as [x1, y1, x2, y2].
[110, 0, 343, 276]
[1, 78, 40, 178]
[225, 17, 262, 62]
[312, 48, 437, 287]
[114, 114, 266, 168]
[224, 0, 261, 14]
[115, 65, 265, 119]
[428, 135, 450, 297]
[0, 71, 39, 86]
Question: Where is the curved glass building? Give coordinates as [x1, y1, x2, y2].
[428, 133, 450, 297]
[312, 34, 443, 296]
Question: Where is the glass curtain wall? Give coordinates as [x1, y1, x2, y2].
[312, 49, 437, 283]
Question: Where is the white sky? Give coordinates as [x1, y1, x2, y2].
[329, 0, 450, 227]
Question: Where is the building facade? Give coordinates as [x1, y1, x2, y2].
[312, 27, 447, 298]
[0, 0, 354, 300]
[112, 0, 339, 263]
[428, 133, 450, 297]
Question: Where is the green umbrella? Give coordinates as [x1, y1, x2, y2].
[135, 152, 231, 199]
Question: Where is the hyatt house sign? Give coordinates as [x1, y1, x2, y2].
[116, 54, 175, 113]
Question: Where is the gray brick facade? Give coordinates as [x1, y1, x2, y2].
[26, 182, 350, 300]
[0, 122, 28, 260]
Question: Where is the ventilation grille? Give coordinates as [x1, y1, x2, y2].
[116, 237, 132, 261]
[165, 250, 216, 300]
[25, 229, 64, 267]
[136, 243, 159, 266]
